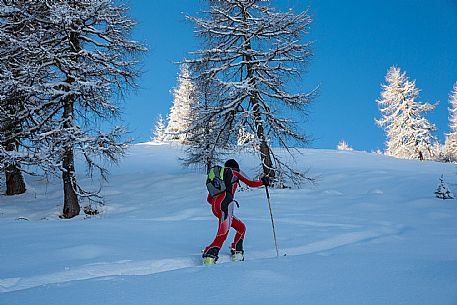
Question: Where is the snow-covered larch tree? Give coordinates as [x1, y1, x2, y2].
[185, 0, 316, 185]
[0, 0, 146, 218]
[166, 64, 196, 144]
[238, 127, 255, 146]
[0, 1, 44, 195]
[376, 66, 437, 160]
[0, 64, 27, 195]
[444, 82, 457, 161]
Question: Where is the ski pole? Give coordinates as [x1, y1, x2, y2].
[265, 186, 279, 257]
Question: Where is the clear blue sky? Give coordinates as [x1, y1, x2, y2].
[124, 0, 457, 151]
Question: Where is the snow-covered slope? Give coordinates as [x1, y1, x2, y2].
[1, 143, 456, 305]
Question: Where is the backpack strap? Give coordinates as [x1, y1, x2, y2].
[233, 200, 240, 208]
[223, 168, 239, 195]
[223, 168, 233, 195]
[208, 166, 224, 181]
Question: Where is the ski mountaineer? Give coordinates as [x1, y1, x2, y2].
[202, 159, 269, 264]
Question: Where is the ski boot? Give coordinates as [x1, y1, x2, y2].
[231, 239, 244, 262]
[231, 249, 244, 262]
[202, 247, 219, 265]
[203, 256, 216, 265]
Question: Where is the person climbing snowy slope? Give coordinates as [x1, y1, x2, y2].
[202, 159, 269, 264]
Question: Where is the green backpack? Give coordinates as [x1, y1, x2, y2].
[206, 165, 227, 196]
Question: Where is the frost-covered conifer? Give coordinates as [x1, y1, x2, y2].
[183, 68, 225, 170]
[376, 67, 437, 160]
[444, 82, 457, 161]
[0, 1, 145, 218]
[337, 140, 353, 151]
[166, 64, 196, 144]
[152, 114, 167, 143]
[185, 0, 316, 185]
[435, 175, 454, 200]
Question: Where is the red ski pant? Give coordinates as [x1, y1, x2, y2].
[205, 193, 245, 253]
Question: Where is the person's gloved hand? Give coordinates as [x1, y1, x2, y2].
[261, 176, 270, 187]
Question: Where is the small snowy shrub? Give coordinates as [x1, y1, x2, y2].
[337, 140, 353, 151]
[435, 175, 454, 200]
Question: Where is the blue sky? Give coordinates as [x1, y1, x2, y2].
[124, 0, 457, 151]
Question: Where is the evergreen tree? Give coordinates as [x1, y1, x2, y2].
[435, 175, 454, 200]
[183, 63, 225, 170]
[0, 1, 145, 218]
[152, 114, 167, 143]
[445, 82, 457, 161]
[376, 66, 437, 160]
[166, 64, 196, 144]
[337, 140, 353, 151]
[185, 0, 316, 185]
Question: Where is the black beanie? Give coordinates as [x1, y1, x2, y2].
[224, 159, 239, 170]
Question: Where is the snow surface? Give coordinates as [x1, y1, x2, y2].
[1, 143, 456, 305]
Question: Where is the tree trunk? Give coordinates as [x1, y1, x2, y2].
[4, 131, 26, 195]
[242, 19, 275, 179]
[61, 31, 80, 219]
[61, 98, 79, 218]
[5, 164, 26, 195]
[62, 146, 79, 218]
[252, 94, 275, 179]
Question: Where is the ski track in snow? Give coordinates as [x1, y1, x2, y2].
[0, 227, 398, 293]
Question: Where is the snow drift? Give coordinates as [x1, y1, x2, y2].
[0, 143, 456, 305]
